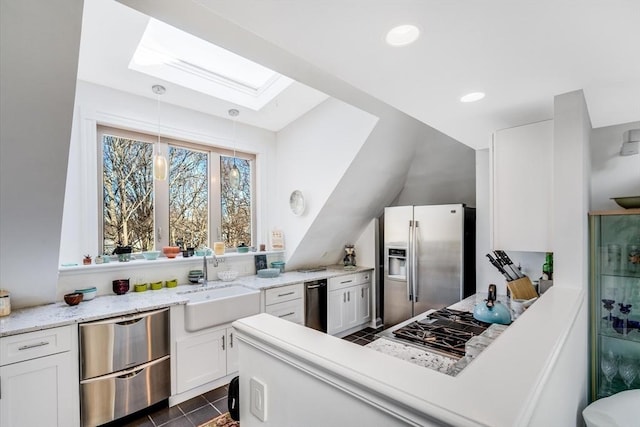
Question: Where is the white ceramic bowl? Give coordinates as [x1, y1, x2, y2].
[75, 287, 97, 301]
[218, 270, 239, 282]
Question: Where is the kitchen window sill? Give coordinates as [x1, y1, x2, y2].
[58, 250, 284, 276]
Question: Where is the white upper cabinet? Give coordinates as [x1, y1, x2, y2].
[491, 120, 553, 252]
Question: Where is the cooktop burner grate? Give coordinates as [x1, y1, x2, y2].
[388, 308, 491, 359]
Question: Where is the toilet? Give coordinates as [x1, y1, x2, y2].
[582, 390, 640, 427]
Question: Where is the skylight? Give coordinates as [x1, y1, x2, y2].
[129, 18, 293, 111]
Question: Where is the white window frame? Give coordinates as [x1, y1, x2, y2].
[97, 125, 256, 253]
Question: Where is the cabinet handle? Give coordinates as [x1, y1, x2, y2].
[278, 312, 295, 318]
[340, 279, 353, 284]
[347, 291, 350, 302]
[18, 341, 50, 351]
[343, 292, 346, 303]
[278, 291, 294, 297]
[361, 288, 364, 298]
[230, 333, 234, 348]
[116, 317, 143, 326]
[222, 335, 225, 351]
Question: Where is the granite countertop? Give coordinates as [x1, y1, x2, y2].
[0, 265, 373, 337]
[365, 293, 511, 376]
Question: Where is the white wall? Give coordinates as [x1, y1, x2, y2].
[542, 90, 591, 423]
[590, 121, 640, 210]
[553, 90, 592, 290]
[475, 149, 545, 295]
[60, 81, 277, 264]
[274, 98, 377, 260]
[0, 1, 83, 308]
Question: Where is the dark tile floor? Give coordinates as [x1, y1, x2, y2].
[341, 326, 384, 346]
[117, 326, 382, 426]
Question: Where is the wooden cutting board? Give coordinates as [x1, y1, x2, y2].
[507, 276, 538, 300]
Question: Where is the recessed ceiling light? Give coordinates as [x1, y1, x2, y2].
[460, 92, 486, 103]
[385, 25, 420, 47]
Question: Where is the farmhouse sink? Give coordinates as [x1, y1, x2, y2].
[179, 284, 260, 332]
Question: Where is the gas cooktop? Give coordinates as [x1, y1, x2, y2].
[378, 308, 491, 359]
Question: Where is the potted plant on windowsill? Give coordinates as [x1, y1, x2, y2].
[113, 245, 133, 262]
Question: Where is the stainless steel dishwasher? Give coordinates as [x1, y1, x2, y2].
[79, 308, 170, 427]
[305, 279, 327, 332]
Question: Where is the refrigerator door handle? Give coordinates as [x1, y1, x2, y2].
[413, 220, 419, 303]
[407, 220, 413, 301]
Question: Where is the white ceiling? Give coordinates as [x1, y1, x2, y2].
[85, 0, 640, 149]
[77, 0, 329, 131]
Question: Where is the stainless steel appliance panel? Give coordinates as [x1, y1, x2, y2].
[383, 279, 413, 327]
[305, 279, 327, 332]
[383, 204, 474, 327]
[80, 308, 169, 380]
[383, 206, 414, 326]
[80, 355, 170, 427]
[413, 204, 464, 313]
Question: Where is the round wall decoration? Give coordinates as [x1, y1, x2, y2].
[289, 190, 305, 216]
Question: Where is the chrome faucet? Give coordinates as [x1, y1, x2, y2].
[201, 250, 218, 283]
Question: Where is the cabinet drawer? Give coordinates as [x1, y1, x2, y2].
[265, 283, 303, 306]
[357, 271, 371, 283]
[328, 274, 357, 291]
[265, 299, 304, 324]
[0, 326, 72, 366]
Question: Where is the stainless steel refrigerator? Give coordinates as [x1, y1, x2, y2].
[383, 204, 475, 327]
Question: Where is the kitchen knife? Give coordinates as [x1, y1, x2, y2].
[496, 250, 524, 279]
[486, 254, 514, 281]
[494, 251, 521, 279]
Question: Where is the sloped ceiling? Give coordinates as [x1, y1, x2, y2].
[0, 0, 83, 307]
[118, 0, 477, 268]
[122, 0, 640, 149]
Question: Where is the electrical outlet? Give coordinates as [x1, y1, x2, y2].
[250, 377, 267, 421]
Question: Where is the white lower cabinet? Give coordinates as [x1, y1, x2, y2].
[175, 325, 237, 394]
[263, 283, 304, 325]
[265, 298, 304, 324]
[170, 302, 250, 406]
[0, 326, 79, 427]
[327, 272, 372, 336]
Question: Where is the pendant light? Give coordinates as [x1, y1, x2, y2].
[152, 84, 168, 180]
[228, 108, 241, 190]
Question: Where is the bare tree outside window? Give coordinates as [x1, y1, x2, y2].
[221, 156, 252, 248]
[99, 126, 255, 254]
[169, 146, 208, 248]
[102, 135, 154, 253]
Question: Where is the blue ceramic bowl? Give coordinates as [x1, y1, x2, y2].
[257, 268, 280, 278]
[142, 251, 161, 260]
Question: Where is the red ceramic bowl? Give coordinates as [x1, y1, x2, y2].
[64, 292, 83, 306]
[162, 246, 180, 257]
[112, 279, 130, 295]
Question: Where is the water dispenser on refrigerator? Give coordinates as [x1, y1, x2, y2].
[386, 247, 407, 279]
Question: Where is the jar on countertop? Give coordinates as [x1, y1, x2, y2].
[0, 290, 11, 317]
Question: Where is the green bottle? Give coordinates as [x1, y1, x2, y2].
[542, 252, 553, 280]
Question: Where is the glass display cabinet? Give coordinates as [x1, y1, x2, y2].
[589, 209, 640, 401]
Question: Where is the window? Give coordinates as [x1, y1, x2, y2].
[169, 146, 208, 249]
[220, 156, 252, 247]
[98, 126, 255, 254]
[101, 132, 154, 253]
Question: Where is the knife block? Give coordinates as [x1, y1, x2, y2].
[506, 276, 538, 300]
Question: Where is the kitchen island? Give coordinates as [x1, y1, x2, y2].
[233, 286, 587, 426]
[364, 294, 510, 376]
